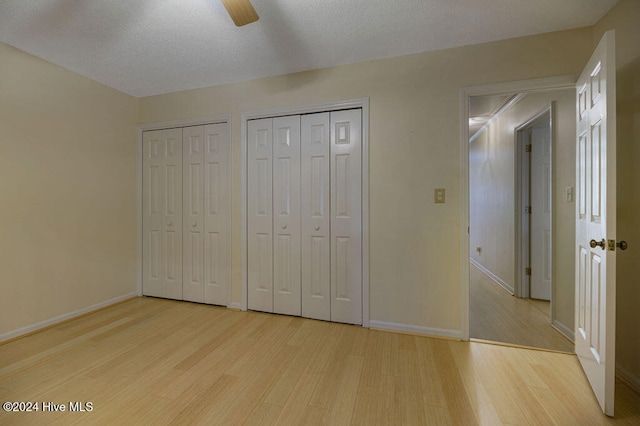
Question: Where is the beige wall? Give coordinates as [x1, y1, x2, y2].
[140, 28, 593, 333]
[0, 43, 139, 336]
[594, 0, 640, 389]
[2, 0, 636, 392]
[469, 89, 576, 334]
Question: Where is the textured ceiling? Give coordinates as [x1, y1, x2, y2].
[0, 0, 618, 97]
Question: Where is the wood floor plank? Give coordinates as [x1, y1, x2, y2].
[325, 354, 364, 426]
[1, 296, 638, 425]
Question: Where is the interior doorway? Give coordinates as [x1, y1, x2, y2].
[466, 87, 576, 352]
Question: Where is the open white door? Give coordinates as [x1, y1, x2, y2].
[575, 30, 616, 416]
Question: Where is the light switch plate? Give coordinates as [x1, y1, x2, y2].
[565, 186, 574, 202]
[435, 188, 445, 203]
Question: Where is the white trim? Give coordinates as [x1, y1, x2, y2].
[616, 365, 640, 396]
[138, 115, 230, 131]
[460, 89, 471, 341]
[470, 258, 514, 294]
[137, 126, 144, 297]
[241, 98, 370, 327]
[0, 293, 137, 343]
[241, 112, 248, 311]
[225, 115, 233, 308]
[551, 319, 575, 342]
[369, 320, 462, 340]
[461, 76, 576, 342]
[462, 75, 576, 98]
[361, 101, 370, 328]
[469, 93, 526, 142]
[241, 98, 370, 121]
[136, 114, 233, 305]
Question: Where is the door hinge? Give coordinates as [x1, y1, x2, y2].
[525, 206, 532, 214]
[525, 267, 531, 276]
[525, 144, 532, 153]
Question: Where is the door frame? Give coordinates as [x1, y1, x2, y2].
[137, 114, 232, 306]
[460, 77, 574, 341]
[240, 98, 370, 327]
[514, 105, 553, 300]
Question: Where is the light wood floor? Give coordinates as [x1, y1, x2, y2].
[1, 297, 639, 425]
[470, 263, 575, 353]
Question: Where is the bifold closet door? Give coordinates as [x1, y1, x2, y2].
[301, 113, 331, 321]
[247, 109, 362, 324]
[248, 117, 302, 315]
[142, 128, 183, 300]
[272, 116, 302, 315]
[330, 109, 362, 325]
[203, 124, 229, 305]
[248, 118, 274, 312]
[182, 124, 229, 305]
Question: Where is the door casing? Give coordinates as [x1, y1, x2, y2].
[460, 77, 575, 341]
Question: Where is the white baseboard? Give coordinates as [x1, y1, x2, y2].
[0, 292, 137, 343]
[369, 320, 462, 340]
[616, 364, 640, 395]
[470, 258, 514, 294]
[551, 319, 575, 342]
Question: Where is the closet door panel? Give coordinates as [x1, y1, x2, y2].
[204, 123, 229, 305]
[248, 118, 274, 312]
[143, 130, 164, 297]
[143, 128, 183, 300]
[330, 110, 362, 325]
[162, 128, 183, 300]
[273, 116, 302, 316]
[182, 126, 205, 303]
[301, 113, 331, 321]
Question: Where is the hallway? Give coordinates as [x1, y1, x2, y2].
[470, 263, 574, 352]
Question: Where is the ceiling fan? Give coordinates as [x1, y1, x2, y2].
[221, 0, 259, 26]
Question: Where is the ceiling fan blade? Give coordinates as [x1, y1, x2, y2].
[221, 0, 259, 27]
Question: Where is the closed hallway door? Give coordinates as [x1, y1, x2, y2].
[530, 123, 552, 300]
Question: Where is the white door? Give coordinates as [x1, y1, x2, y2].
[183, 126, 205, 303]
[248, 118, 274, 312]
[575, 30, 616, 416]
[203, 123, 229, 306]
[142, 128, 183, 300]
[301, 112, 331, 321]
[530, 124, 552, 300]
[273, 116, 302, 315]
[330, 110, 363, 325]
[246, 110, 363, 324]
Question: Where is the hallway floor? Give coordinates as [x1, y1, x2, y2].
[470, 262, 574, 353]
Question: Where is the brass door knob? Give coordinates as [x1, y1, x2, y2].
[617, 241, 628, 251]
[590, 239, 605, 249]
